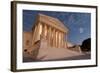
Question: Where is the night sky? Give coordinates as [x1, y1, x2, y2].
[23, 10, 91, 45]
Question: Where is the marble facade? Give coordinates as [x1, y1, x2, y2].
[31, 13, 68, 49]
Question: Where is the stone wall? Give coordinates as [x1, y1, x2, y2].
[23, 32, 32, 51]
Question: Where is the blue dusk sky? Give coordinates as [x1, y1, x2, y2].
[23, 10, 91, 45]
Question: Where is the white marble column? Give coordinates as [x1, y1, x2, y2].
[54, 29, 56, 47]
[55, 31, 57, 48]
[58, 31, 60, 48]
[51, 28, 54, 47]
[32, 23, 40, 45]
[52, 29, 56, 47]
[41, 24, 44, 38]
[44, 24, 47, 38]
[61, 32, 63, 48]
[58, 32, 60, 48]
[41, 24, 47, 39]
[39, 23, 42, 36]
[59, 32, 62, 48]
[32, 24, 37, 45]
[56, 31, 59, 48]
[47, 26, 51, 46]
[62, 33, 64, 48]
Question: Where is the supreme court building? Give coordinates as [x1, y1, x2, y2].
[23, 13, 70, 58]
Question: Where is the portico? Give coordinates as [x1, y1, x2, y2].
[32, 13, 68, 49]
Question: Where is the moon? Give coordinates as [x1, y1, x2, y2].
[79, 27, 84, 33]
